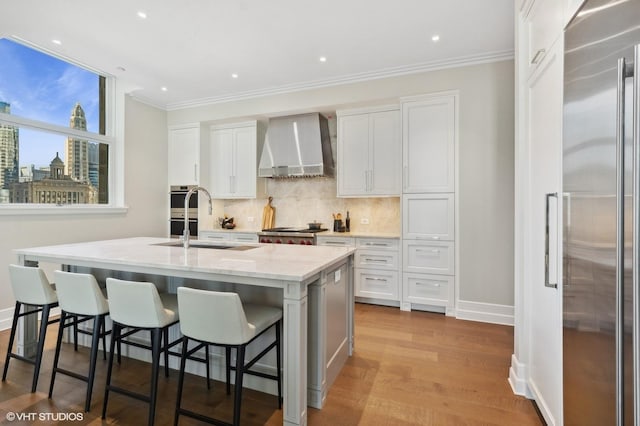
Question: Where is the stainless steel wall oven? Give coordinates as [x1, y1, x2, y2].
[169, 185, 198, 238]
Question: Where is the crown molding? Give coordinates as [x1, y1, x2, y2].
[159, 50, 514, 112]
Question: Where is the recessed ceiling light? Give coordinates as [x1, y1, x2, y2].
[52, 39, 62, 45]
[319, 56, 327, 62]
[231, 73, 239, 79]
[431, 35, 440, 42]
[160, 87, 168, 92]
[137, 11, 147, 19]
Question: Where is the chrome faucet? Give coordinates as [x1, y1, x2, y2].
[183, 186, 213, 248]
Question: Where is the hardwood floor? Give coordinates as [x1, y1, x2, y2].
[0, 303, 542, 425]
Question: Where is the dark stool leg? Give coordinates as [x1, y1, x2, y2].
[163, 327, 169, 377]
[275, 320, 282, 409]
[48, 311, 68, 398]
[31, 304, 51, 392]
[73, 315, 79, 351]
[205, 344, 211, 390]
[2, 302, 21, 382]
[225, 347, 231, 395]
[174, 336, 189, 426]
[232, 345, 245, 426]
[102, 322, 121, 420]
[84, 314, 103, 412]
[148, 328, 162, 426]
[101, 319, 107, 360]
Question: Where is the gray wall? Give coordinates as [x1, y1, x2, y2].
[168, 60, 516, 307]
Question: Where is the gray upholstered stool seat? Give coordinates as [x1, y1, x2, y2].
[101, 278, 209, 426]
[2, 264, 59, 393]
[174, 287, 282, 426]
[48, 270, 111, 412]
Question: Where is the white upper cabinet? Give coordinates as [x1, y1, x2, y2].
[337, 106, 401, 197]
[209, 121, 262, 199]
[402, 94, 455, 193]
[523, 0, 564, 78]
[168, 124, 200, 186]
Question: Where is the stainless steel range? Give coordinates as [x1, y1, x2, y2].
[258, 227, 328, 245]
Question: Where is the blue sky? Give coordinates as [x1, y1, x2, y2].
[0, 38, 99, 168]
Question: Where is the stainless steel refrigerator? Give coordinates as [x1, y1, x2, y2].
[563, 0, 640, 424]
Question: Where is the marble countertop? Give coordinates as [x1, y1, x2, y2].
[14, 237, 355, 282]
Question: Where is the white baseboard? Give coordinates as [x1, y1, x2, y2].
[0, 306, 13, 331]
[455, 300, 514, 326]
[0, 305, 61, 331]
[508, 353, 532, 398]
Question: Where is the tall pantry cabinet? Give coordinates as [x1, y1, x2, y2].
[400, 93, 457, 314]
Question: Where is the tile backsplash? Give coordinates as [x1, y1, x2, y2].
[205, 177, 400, 234]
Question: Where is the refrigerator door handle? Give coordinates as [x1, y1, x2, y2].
[616, 56, 626, 426]
[545, 192, 558, 289]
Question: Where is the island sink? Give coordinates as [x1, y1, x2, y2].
[152, 241, 256, 251]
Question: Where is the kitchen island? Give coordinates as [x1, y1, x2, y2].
[13, 237, 355, 426]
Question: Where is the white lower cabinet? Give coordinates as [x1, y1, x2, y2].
[317, 235, 400, 305]
[198, 230, 258, 243]
[403, 240, 454, 275]
[356, 269, 399, 301]
[404, 273, 453, 306]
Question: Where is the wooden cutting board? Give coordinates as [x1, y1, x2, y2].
[261, 196, 275, 230]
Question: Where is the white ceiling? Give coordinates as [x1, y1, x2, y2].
[2, 0, 514, 111]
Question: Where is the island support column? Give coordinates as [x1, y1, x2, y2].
[15, 255, 39, 359]
[282, 280, 308, 426]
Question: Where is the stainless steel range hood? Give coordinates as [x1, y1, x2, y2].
[258, 113, 334, 178]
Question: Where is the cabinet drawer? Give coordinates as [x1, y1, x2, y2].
[228, 233, 258, 243]
[316, 236, 354, 247]
[403, 241, 453, 275]
[356, 249, 399, 270]
[356, 237, 399, 250]
[199, 231, 229, 241]
[404, 273, 452, 305]
[355, 269, 399, 300]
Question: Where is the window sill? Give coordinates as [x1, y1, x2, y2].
[0, 204, 129, 216]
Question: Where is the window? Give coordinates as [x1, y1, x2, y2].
[0, 38, 113, 207]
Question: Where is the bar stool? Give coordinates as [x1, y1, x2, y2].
[2, 264, 59, 393]
[174, 287, 282, 426]
[101, 278, 196, 426]
[48, 270, 111, 412]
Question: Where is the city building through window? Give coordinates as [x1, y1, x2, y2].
[0, 38, 111, 205]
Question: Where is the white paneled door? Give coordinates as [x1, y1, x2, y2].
[526, 38, 563, 425]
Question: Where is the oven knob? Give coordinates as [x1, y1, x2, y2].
[288, 240, 294, 244]
[275, 239, 282, 244]
[299, 240, 306, 245]
[260, 238, 267, 243]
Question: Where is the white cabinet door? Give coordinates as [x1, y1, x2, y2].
[210, 128, 234, 197]
[232, 125, 258, 198]
[403, 194, 454, 241]
[369, 110, 401, 196]
[337, 114, 369, 195]
[168, 125, 200, 186]
[337, 107, 400, 197]
[209, 122, 259, 199]
[526, 38, 563, 424]
[402, 95, 455, 193]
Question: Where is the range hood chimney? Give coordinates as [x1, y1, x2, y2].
[258, 113, 334, 178]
